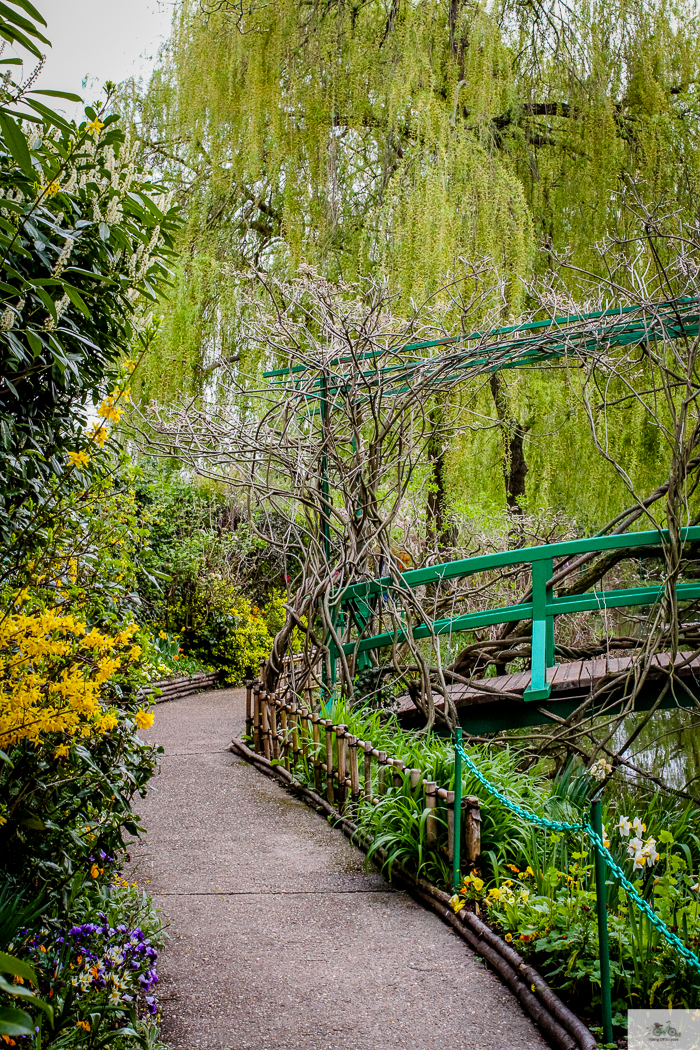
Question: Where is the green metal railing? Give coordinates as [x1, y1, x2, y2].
[334, 526, 700, 703]
[451, 736, 700, 1044]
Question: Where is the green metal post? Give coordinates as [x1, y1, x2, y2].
[591, 798, 614, 1046]
[319, 372, 333, 709]
[524, 557, 554, 701]
[320, 372, 332, 562]
[452, 728, 463, 892]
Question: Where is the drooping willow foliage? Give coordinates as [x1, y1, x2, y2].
[123, 0, 700, 524]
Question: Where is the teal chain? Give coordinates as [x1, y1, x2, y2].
[455, 742, 700, 975]
[455, 741, 584, 833]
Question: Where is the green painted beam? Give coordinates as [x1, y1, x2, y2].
[336, 527, 700, 603]
[263, 296, 699, 379]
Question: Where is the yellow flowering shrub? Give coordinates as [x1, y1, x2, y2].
[0, 607, 142, 748]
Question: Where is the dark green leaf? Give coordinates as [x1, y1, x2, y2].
[0, 1006, 34, 1036]
[0, 22, 41, 58]
[0, 112, 33, 178]
[9, 0, 47, 26]
[63, 284, 90, 318]
[0, 952, 38, 986]
[27, 89, 82, 102]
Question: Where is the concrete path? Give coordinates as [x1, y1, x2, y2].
[131, 687, 549, 1050]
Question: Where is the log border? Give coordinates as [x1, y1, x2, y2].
[143, 671, 219, 703]
[230, 734, 598, 1050]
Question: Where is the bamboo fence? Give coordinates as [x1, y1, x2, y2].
[246, 656, 482, 868]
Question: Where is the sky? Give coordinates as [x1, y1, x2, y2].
[23, 0, 176, 111]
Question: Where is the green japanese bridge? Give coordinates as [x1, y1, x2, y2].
[333, 528, 700, 734]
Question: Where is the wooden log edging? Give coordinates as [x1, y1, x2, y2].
[229, 735, 597, 1050]
[143, 671, 219, 703]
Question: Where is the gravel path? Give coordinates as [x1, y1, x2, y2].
[131, 687, 550, 1050]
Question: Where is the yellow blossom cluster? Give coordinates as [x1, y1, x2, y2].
[67, 450, 90, 469]
[0, 608, 141, 748]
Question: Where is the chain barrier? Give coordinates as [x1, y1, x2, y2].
[455, 741, 700, 975]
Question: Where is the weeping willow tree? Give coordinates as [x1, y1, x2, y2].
[124, 0, 700, 525]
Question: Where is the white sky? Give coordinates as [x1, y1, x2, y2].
[24, 0, 176, 110]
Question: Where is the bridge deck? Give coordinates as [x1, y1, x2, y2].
[396, 651, 700, 732]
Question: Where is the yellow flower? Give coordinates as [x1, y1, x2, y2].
[449, 894, 466, 914]
[87, 423, 109, 448]
[76, 1020, 91, 1031]
[524, 866, 534, 877]
[90, 863, 100, 879]
[97, 396, 123, 424]
[67, 450, 90, 469]
[471, 877, 484, 892]
[504, 933, 513, 942]
[54, 744, 71, 760]
[158, 630, 167, 640]
[39, 179, 61, 198]
[134, 708, 154, 731]
[86, 116, 104, 135]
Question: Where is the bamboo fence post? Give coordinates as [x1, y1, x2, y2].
[253, 684, 261, 753]
[377, 751, 388, 795]
[348, 734, 360, 803]
[464, 796, 482, 865]
[363, 741, 373, 801]
[424, 781, 438, 846]
[393, 759, 405, 788]
[446, 790, 455, 863]
[325, 719, 335, 805]
[409, 768, 422, 790]
[290, 703, 299, 770]
[261, 692, 271, 760]
[270, 694, 279, 761]
[312, 713, 322, 792]
[299, 704, 309, 761]
[280, 701, 289, 770]
[258, 658, 266, 689]
[245, 680, 253, 741]
[336, 725, 348, 812]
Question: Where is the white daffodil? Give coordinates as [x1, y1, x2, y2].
[616, 816, 632, 837]
[632, 817, 645, 837]
[627, 835, 644, 857]
[602, 824, 610, 849]
[632, 851, 646, 869]
[643, 838, 659, 867]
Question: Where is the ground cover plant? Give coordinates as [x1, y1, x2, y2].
[278, 699, 700, 1031]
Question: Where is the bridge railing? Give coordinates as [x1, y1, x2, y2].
[334, 527, 700, 702]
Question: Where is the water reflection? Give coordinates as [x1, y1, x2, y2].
[615, 708, 700, 791]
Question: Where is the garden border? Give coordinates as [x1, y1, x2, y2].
[143, 671, 219, 703]
[230, 735, 598, 1050]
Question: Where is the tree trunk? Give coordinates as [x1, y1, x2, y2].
[489, 372, 529, 513]
[427, 398, 457, 553]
